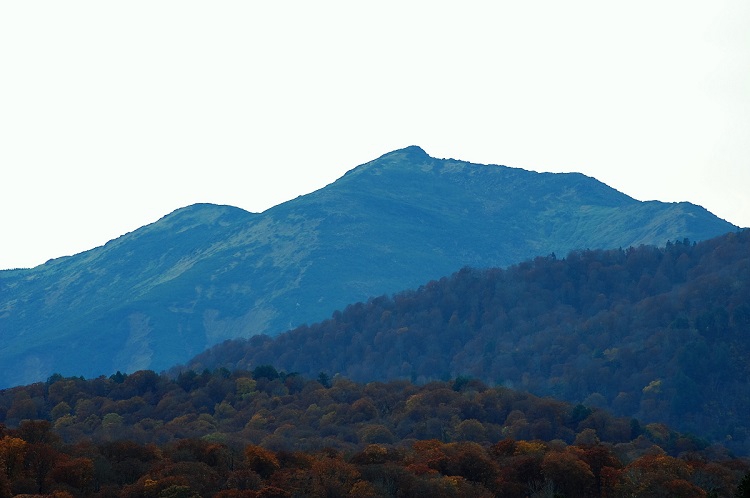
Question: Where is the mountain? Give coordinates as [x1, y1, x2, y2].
[183, 230, 750, 454]
[0, 146, 737, 387]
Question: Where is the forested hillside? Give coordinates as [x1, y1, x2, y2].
[0, 369, 748, 497]
[184, 230, 750, 454]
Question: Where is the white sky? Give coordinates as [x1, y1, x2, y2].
[1, 1, 748, 270]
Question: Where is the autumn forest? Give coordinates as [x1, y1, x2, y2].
[1, 366, 749, 497]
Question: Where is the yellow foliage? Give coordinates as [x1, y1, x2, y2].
[0, 436, 27, 479]
[405, 394, 423, 410]
[248, 413, 268, 428]
[443, 475, 465, 487]
[644, 423, 671, 443]
[514, 440, 546, 455]
[235, 377, 257, 399]
[643, 379, 662, 394]
[54, 414, 76, 429]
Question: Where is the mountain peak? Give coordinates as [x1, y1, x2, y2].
[397, 145, 428, 155]
[337, 145, 432, 181]
[377, 145, 430, 162]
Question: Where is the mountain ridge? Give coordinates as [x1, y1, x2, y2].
[180, 230, 750, 453]
[0, 146, 737, 387]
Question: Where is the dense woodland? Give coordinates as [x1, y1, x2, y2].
[183, 230, 750, 453]
[1, 369, 750, 497]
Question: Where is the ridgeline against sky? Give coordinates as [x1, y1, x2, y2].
[0, 147, 738, 388]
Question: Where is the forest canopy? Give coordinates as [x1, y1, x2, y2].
[0, 369, 748, 497]
[183, 230, 750, 454]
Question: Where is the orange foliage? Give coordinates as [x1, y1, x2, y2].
[244, 445, 280, 479]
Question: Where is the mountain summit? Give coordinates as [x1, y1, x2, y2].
[0, 147, 737, 387]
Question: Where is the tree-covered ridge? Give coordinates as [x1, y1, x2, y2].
[0, 146, 737, 388]
[184, 230, 750, 454]
[0, 369, 748, 497]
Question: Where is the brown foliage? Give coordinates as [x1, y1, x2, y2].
[244, 445, 280, 479]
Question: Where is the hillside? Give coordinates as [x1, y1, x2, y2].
[0, 146, 737, 387]
[183, 230, 750, 454]
[0, 369, 748, 497]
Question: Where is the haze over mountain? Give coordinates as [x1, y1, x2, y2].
[0, 146, 737, 387]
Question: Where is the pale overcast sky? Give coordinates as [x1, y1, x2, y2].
[1, 1, 748, 270]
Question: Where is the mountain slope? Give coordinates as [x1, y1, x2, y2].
[184, 230, 750, 453]
[0, 146, 737, 387]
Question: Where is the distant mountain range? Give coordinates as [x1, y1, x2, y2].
[0, 146, 737, 387]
